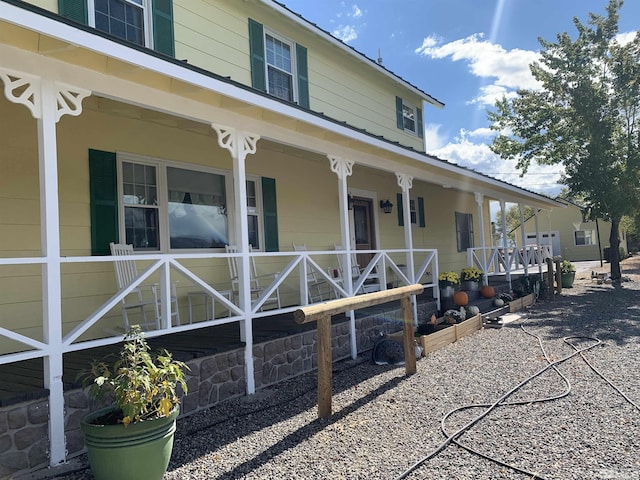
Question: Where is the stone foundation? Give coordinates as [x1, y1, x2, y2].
[0, 313, 403, 479]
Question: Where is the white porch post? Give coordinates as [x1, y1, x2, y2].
[396, 173, 418, 325]
[519, 203, 528, 276]
[328, 156, 357, 359]
[213, 125, 260, 394]
[474, 193, 487, 284]
[0, 69, 90, 466]
[500, 199, 511, 289]
[535, 209, 543, 275]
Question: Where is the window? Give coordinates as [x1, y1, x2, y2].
[396, 194, 425, 228]
[395, 96, 424, 138]
[574, 229, 595, 246]
[59, 0, 174, 56]
[246, 178, 265, 250]
[89, 150, 280, 254]
[265, 32, 295, 102]
[119, 156, 230, 251]
[455, 212, 474, 252]
[248, 19, 310, 108]
[409, 199, 417, 225]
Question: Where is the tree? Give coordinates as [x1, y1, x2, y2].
[488, 0, 640, 282]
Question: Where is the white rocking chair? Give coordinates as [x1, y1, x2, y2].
[226, 245, 281, 311]
[110, 242, 180, 330]
[334, 244, 381, 294]
[292, 243, 339, 303]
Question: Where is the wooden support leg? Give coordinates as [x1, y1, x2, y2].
[555, 258, 563, 294]
[546, 258, 555, 300]
[401, 297, 417, 375]
[317, 314, 332, 418]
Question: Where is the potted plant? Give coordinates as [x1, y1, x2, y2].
[560, 260, 576, 288]
[438, 271, 460, 297]
[460, 267, 483, 291]
[79, 325, 189, 480]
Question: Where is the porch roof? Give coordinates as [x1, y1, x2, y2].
[0, 0, 564, 210]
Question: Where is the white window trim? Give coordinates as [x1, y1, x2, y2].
[116, 152, 233, 253]
[574, 229, 595, 247]
[245, 176, 266, 251]
[263, 28, 298, 103]
[402, 100, 418, 136]
[87, 0, 153, 48]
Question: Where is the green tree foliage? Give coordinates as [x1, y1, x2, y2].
[488, 0, 640, 281]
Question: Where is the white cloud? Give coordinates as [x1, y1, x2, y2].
[428, 131, 564, 196]
[424, 123, 448, 151]
[333, 25, 358, 43]
[351, 5, 362, 18]
[415, 33, 541, 106]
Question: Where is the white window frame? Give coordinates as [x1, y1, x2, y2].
[402, 101, 418, 135]
[87, 0, 153, 48]
[263, 28, 298, 103]
[409, 198, 417, 225]
[574, 229, 595, 246]
[245, 176, 266, 251]
[116, 152, 233, 252]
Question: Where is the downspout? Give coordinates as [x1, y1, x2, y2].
[474, 193, 487, 284]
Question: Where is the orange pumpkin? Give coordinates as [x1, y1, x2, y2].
[453, 290, 469, 306]
[480, 285, 495, 299]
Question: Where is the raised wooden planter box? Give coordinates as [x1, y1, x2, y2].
[389, 313, 483, 357]
[509, 293, 534, 312]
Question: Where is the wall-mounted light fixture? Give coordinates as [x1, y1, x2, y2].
[379, 199, 393, 214]
[347, 194, 354, 210]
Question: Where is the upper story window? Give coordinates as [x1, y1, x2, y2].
[93, 0, 149, 46]
[58, 0, 175, 56]
[248, 19, 310, 108]
[395, 96, 424, 138]
[265, 32, 295, 102]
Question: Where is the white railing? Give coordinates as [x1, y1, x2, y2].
[0, 247, 439, 363]
[467, 244, 552, 280]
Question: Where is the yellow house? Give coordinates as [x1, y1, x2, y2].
[514, 199, 628, 263]
[0, 0, 564, 473]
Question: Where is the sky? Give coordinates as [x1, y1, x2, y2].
[279, 0, 639, 197]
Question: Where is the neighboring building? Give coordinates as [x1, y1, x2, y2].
[0, 0, 564, 474]
[513, 199, 628, 262]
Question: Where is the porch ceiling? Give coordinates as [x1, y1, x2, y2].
[0, 5, 564, 210]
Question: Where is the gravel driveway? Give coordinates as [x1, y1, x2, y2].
[45, 257, 640, 480]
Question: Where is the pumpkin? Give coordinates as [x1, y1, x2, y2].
[480, 285, 495, 299]
[494, 298, 505, 307]
[453, 290, 468, 306]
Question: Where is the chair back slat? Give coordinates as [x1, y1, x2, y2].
[110, 242, 138, 289]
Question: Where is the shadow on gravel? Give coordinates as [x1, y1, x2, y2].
[167, 362, 409, 479]
[517, 283, 639, 346]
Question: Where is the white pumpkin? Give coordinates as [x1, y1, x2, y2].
[494, 298, 505, 307]
[467, 305, 480, 316]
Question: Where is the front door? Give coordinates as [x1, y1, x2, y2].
[353, 198, 376, 268]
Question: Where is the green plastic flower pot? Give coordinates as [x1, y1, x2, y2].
[81, 405, 179, 480]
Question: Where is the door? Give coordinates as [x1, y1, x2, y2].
[353, 198, 376, 269]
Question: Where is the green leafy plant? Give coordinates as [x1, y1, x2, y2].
[438, 271, 460, 287]
[460, 267, 483, 282]
[560, 260, 576, 274]
[80, 325, 189, 426]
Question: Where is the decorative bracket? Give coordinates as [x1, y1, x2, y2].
[212, 124, 260, 162]
[474, 192, 484, 205]
[328, 156, 354, 180]
[396, 173, 413, 192]
[0, 68, 91, 122]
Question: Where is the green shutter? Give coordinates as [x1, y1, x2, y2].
[296, 43, 310, 108]
[58, 0, 87, 24]
[417, 107, 423, 138]
[248, 19, 266, 92]
[152, 0, 175, 56]
[395, 96, 404, 130]
[418, 197, 425, 227]
[397, 193, 404, 227]
[89, 149, 119, 256]
[261, 177, 279, 252]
